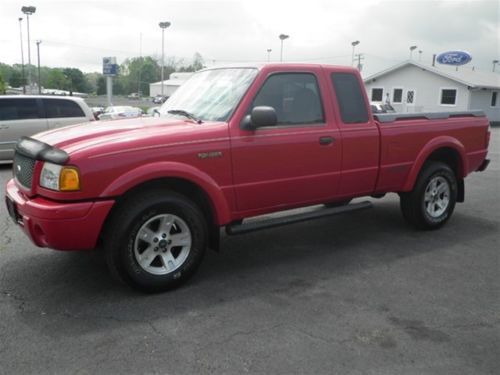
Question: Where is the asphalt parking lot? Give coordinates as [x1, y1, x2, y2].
[1, 129, 498, 374]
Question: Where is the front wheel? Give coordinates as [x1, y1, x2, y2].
[400, 162, 457, 230]
[105, 190, 207, 292]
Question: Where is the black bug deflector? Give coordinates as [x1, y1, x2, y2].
[15, 136, 69, 165]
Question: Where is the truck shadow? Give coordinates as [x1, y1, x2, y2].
[1, 197, 498, 338]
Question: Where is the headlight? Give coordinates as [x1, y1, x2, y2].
[40, 162, 80, 191]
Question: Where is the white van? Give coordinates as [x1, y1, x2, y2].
[0, 95, 94, 162]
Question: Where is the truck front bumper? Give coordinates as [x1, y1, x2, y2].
[5, 179, 114, 251]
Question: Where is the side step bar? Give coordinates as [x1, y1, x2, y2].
[226, 201, 373, 235]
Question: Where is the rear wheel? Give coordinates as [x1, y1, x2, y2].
[400, 162, 457, 230]
[105, 190, 207, 292]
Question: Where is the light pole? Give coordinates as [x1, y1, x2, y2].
[409, 45, 417, 60]
[36, 40, 41, 94]
[21, 6, 36, 93]
[351, 40, 360, 66]
[267, 48, 272, 62]
[18, 17, 26, 93]
[279, 34, 289, 62]
[493, 60, 499, 72]
[159, 21, 171, 97]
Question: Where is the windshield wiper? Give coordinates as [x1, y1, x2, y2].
[167, 109, 203, 124]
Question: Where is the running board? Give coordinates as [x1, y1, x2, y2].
[226, 201, 373, 235]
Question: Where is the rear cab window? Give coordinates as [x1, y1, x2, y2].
[330, 73, 369, 124]
[42, 99, 85, 118]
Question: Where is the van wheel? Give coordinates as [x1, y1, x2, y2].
[400, 162, 457, 230]
[105, 190, 207, 292]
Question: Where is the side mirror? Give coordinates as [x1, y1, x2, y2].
[153, 109, 160, 117]
[241, 106, 277, 130]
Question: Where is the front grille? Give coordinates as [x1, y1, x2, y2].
[13, 153, 36, 189]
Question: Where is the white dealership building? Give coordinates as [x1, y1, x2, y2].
[364, 61, 500, 123]
[149, 72, 193, 98]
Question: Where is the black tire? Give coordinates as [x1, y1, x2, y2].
[104, 190, 207, 292]
[400, 161, 457, 230]
[325, 199, 352, 208]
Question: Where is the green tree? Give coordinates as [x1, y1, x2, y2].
[62, 68, 90, 93]
[0, 72, 6, 94]
[97, 76, 106, 95]
[178, 52, 205, 72]
[46, 69, 69, 90]
[8, 70, 24, 87]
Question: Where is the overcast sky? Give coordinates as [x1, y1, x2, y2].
[0, 0, 498, 77]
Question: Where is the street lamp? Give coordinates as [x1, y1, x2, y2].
[493, 60, 499, 72]
[351, 40, 360, 66]
[18, 17, 26, 93]
[267, 48, 272, 62]
[279, 34, 289, 62]
[21, 5, 36, 93]
[409, 45, 417, 60]
[418, 50, 422, 62]
[159, 21, 171, 97]
[36, 40, 41, 94]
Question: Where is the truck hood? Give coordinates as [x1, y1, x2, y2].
[34, 117, 225, 158]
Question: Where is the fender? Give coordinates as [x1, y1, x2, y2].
[99, 161, 232, 225]
[402, 136, 467, 191]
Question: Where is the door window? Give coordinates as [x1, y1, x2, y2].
[43, 99, 85, 118]
[250, 73, 324, 125]
[0, 98, 40, 121]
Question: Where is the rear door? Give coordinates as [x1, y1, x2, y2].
[0, 98, 48, 161]
[230, 68, 342, 213]
[42, 98, 88, 129]
[329, 71, 380, 197]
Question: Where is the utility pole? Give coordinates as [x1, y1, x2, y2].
[279, 34, 289, 62]
[354, 53, 364, 72]
[351, 40, 360, 67]
[159, 21, 171, 97]
[21, 6, 36, 93]
[18, 17, 26, 94]
[36, 40, 41, 94]
[138, 32, 142, 96]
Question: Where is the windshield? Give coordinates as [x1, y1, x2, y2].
[159, 68, 258, 122]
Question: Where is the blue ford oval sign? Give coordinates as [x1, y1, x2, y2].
[436, 51, 472, 66]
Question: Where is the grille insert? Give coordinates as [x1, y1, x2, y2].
[13, 153, 36, 189]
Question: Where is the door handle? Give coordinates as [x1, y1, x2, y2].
[319, 136, 334, 145]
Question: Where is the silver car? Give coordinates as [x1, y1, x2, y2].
[0, 95, 94, 162]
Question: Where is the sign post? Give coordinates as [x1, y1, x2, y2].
[102, 57, 119, 106]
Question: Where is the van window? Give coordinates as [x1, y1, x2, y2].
[43, 99, 85, 118]
[0, 98, 40, 121]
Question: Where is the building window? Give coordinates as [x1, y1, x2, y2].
[406, 90, 415, 104]
[491, 92, 498, 107]
[371, 88, 383, 102]
[440, 89, 457, 105]
[393, 88, 403, 103]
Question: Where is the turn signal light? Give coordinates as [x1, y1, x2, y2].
[59, 167, 80, 191]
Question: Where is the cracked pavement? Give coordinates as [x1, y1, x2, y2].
[0, 129, 499, 374]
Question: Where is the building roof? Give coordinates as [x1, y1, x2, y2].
[150, 79, 189, 86]
[364, 60, 500, 90]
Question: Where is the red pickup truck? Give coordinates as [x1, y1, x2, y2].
[5, 64, 490, 292]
